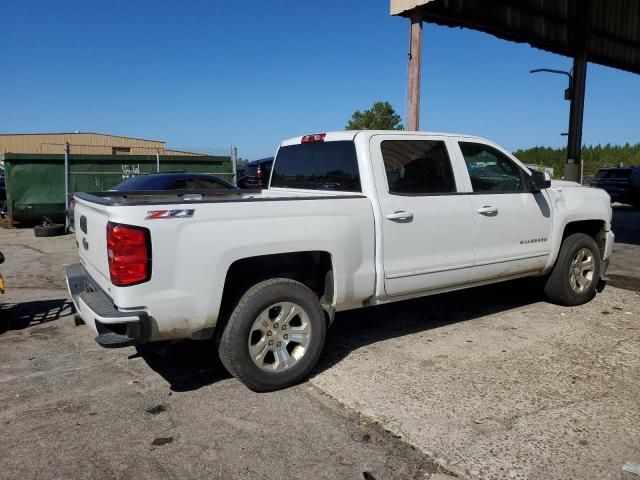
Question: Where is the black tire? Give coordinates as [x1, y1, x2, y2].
[544, 233, 601, 306]
[218, 278, 326, 392]
[34, 224, 66, 237]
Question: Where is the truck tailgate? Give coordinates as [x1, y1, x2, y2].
[73, 198, 113, 292]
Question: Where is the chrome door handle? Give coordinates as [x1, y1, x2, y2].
[386, 211, 414, 222]
[476, 205, 498, 216]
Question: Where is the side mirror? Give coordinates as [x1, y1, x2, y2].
[0, 252, 4, 264]
[531, 171, 551, 192]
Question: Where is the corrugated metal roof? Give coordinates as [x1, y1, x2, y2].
[391, 0, 640, 75]
[0, 132, 166, 143]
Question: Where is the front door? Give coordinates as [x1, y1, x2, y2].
[370, 135, 476, 297]
[453, 140, 553, 281]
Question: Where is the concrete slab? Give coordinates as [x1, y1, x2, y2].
[311, 284, 640, 480]
[609, 205, 640, 292]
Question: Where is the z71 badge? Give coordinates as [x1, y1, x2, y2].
[146, 209, 195, 220]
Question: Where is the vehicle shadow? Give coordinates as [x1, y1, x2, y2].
[136, 339, 232, 392]
[0, 298, 75, 334]
[314, 279, 545, 374]
[139, 279, 544, 392]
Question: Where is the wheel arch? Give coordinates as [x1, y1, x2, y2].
[217, 251, 335, 333]
[545, 219, 607, 273]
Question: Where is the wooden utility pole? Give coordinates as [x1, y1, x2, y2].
[407, 11, 422, 131]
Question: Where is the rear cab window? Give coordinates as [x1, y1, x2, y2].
[271, 141, 361, 192]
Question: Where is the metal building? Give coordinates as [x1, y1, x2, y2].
[0, 132, 201, 156]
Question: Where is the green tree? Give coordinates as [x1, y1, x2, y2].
[346, 101, 404, 130]
[513, 142, 640, 178]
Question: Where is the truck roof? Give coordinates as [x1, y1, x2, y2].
[280, 130, 491, 146]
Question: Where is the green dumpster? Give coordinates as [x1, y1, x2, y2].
[1, 153, 233, 223]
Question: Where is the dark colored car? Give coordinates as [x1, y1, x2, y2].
[238, 157, 273, 189]
[590, 167, 640, 207]
[68, 172, 236, 225]
[112, 172, 236, 191]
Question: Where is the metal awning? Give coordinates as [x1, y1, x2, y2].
[391, 0, 640, 75]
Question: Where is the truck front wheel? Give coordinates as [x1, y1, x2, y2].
[218, 278, 327, 392]
[544, 233, 601, 306]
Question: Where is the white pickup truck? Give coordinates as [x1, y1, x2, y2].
[67, 131, 613, 391]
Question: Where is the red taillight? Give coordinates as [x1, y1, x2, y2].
[106, 222, 151, 286]
[256, 167, 263, 179]
[301, 133, 326, 143]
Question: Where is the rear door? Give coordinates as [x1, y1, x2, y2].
[370, 134, 476, 296]
[452, 140, 552, 281]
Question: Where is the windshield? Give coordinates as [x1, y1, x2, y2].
[271, 141, 360, 192]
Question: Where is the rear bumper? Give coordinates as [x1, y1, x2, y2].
[66, 263, 150, 348]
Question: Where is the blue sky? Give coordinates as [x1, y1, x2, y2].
[2, 0, 639, 159]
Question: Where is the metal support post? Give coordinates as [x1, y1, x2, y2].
[565, 52, 587, 182]
[565, 0, 590, 183]
[231, 146, 238, 185]
[64, 142, 70, 231]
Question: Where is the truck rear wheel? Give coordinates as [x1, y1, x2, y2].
[218, 278, 326, 392]
[544, 233, 601, 306]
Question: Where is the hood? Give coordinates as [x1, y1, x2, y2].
[550, 179, 582, 188]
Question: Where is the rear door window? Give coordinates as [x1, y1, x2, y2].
[271, 141, 361, 192]
[114, 175, 178, 190]
[608, 170, 632, 179]
[188, 177, 230, 189]
[381, 140, 456, 194]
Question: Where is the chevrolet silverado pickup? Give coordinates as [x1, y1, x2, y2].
[66, 131, 614, 391]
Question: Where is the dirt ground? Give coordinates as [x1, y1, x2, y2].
[1, 212, 639, 480]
